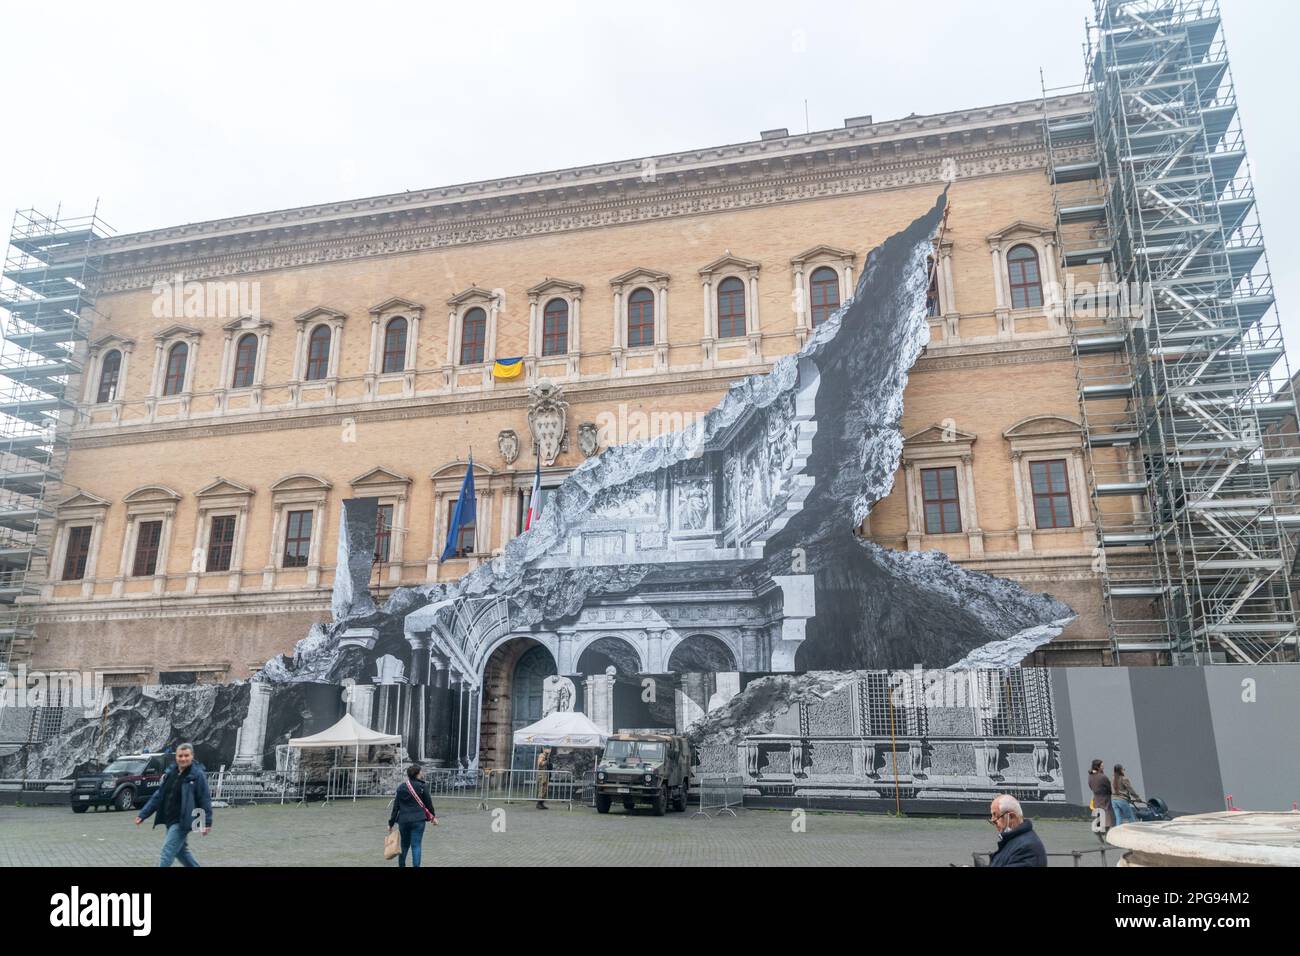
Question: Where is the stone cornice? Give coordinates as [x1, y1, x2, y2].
[84, 94, 1094, 293]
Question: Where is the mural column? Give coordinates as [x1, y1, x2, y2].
[232, 682, 273, 768]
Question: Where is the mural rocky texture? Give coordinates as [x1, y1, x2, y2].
[266, 192, 1072, 686]
[0, 683, 250, 779]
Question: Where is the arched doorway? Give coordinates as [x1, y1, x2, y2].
[511, 645, 556, 771]
[576, 636, 646, 734]
[667, 633, 737, 672]
[576, 635, 642, 675]
[478, 637, 556, 770]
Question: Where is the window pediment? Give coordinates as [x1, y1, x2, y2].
[527, 277, 584, 300]
[610, 266, 669, 289]
[59, 491, 111, 511]
[270, 473, 332, 493]
[196, 477, 255, 499]
[447, 285, 499, 308]
[903, 423, 978, 448]
[369, 296, 424, 317]
[699, 253, 760, 277]
[986, 221, 1054, 244]
[1003, 415, 1081, 441]
[153, 324, 201, 342]
[790, 244, 855, 267]
[294, 306, 347, 326]
[222, 316, 270, 333]
[350, 466, 412, 493]
[89, 333, 135, 354]
[123, 484, 182, 503]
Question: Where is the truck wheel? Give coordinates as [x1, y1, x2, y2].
[652, 785, 667, 816]
[114, 788, 135, 812]
[596, 793, 611, 814]
[672, 786, 687, 812]
[72, 805, 89, 814]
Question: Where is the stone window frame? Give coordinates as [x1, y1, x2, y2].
[609, 267, 670, 373]
[901, 424, 983, 556]
[790, 245, 856, 346]
[147, 324, 202, 418]
[428, 460, 506, 578]
[46, 491, 111, 600]
[264, 473, 332, 589]
[986, 222, 1063, 337]
[699, 253, 761, 367]
[290, 305, 347, 402]
[350, 466, 413, 586]
[113, 484, 182, 597]
[186, 477, 255, 594]
[83, 334, 136, 420]
[526, 278, 583, 381]
[366, 296, 423, 398]
[1002, 415, 1094, 552]
[931, 237, 960, 342]
[216, 316, 272, 412]
[445, 286, 502, 389]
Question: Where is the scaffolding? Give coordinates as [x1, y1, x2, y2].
[0, 206, 111, 674]
[1044, 0, 1300, 663]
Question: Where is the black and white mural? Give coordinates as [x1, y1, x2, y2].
[1, 196, 1077, 790]
[244, 194, 1072, 768]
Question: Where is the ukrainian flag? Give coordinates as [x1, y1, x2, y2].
[492, 357, 524, 380]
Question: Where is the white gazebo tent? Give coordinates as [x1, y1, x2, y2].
[285, 712, 402, 803]
[512, 710, 608, 750]
[512, 711, 608, 798]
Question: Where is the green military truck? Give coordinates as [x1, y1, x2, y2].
[594, 732, 691, 815]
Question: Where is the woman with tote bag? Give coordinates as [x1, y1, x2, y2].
[387, 763, 437, 867]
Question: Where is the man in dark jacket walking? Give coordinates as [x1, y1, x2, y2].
[388, 764, 437, 867]
[987, 794, 1047, 867]
[134, 743, 213, 867]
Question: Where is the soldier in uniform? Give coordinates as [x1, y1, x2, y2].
[536, 746, 554, 809]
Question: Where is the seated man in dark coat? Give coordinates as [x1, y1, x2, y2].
[987, 794, 1047, 867]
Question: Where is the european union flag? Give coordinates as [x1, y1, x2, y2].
[440, 455, 477, 561]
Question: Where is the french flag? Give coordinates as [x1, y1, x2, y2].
[525, 455, 542, 531]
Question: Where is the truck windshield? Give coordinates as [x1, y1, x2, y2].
[604, 740, 665, 764]
[103, 759, 148, 775]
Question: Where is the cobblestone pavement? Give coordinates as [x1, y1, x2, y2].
[0, 802, 1116, 867]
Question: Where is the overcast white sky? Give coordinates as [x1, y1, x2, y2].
[1, 0, 1297, 354]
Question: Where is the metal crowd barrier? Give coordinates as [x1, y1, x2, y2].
[422, 768, 485, 802]
[0, 777, 73, 792]
[324, 765, 405, 804]
[693, 773, 744, 819]
[209, 767, 295, 804]
[479, 768, 576, 810]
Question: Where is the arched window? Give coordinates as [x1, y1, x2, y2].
[542, 298, 568, 356]
[1007, 244, 1044, 309]
[231, 333, 258, 388]
[382, 316, 407, 373]
[162, 343, 188, 396]
[96, 349, 122, 403]
[809, 267, 840, 327]
[627, 287, 655, 348]
[460, 308, 486, 364]
[717, 277, 746, 338]
[305, 325, 331, 380]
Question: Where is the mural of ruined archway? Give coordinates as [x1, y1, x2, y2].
[479, 637, 555, 769]
[667, 632, 738, 672]
[575, 635, 645, 733]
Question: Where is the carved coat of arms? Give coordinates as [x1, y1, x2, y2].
[528, 379, 568, 466]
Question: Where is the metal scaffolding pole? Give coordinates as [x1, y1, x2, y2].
[0, 205, 112, 673]
[1044, 0, 1300, 663]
